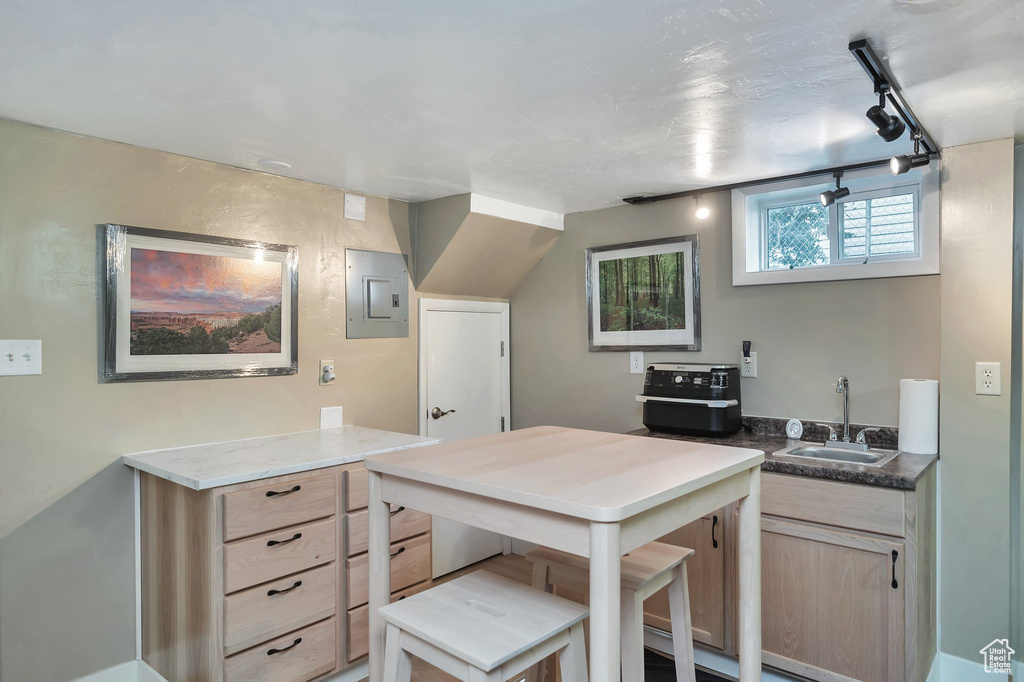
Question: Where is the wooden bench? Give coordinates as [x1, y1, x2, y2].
[526, 541, 696, 682]
[379, 571, 589, 681]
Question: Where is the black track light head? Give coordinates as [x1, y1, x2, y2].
[889, 153, 931, 175]
[866, 104, 906, 142]
[820, 186, 850, 207]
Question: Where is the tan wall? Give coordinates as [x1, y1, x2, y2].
[0, 119, 439, 681]
[510, 189, 942, 434]
[938, 138, 1015, 660]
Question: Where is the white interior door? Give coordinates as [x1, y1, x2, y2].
[420, 299, 509, 577]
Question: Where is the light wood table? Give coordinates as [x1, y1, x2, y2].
[364, 426, 765, 682]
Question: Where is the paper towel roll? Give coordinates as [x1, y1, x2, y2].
[899, 379, 939, 454]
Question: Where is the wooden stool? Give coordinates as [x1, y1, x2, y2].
[525, 541, 696, 682]
[379, 570, 589, 682]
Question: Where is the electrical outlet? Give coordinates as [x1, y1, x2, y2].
[629, 351, 645, 374]
[320, 406, 344, 429]
[741, 351, 757, 378]
[975, 362, 1001, 396]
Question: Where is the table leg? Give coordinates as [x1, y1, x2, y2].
[589, 522, 621, 682]
[737, 468, 762, 681]
[368, 470, 391, 682]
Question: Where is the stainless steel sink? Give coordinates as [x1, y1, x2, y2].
[776, 443, 901, 467]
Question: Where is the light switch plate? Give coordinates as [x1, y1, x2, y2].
[976, 361, 1001, 395]
[629, 351, 644, 374]
[320, 406, 344, 429]
[741, 351, 757, 378]
[0, 340, 42, 375]
[344, 194, 366, 221]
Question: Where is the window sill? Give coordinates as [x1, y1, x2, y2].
[732, 257, 939, 286]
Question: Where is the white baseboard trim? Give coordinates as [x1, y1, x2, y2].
[930, 651, 1010, 682]
[71, 659, 368, 682]
[643, 626, 800, 681]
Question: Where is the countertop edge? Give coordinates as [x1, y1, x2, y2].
[122, 428, 442, 490]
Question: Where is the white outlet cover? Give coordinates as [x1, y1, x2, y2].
[740, 351, 757, 378]
[344, 193, 366, 221]
[975, 361, 1001, 396]
[320, 406, 344, 429]
[0, 339, 42, 376]
[629, 351, 645, 374]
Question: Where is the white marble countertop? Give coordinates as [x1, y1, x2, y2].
[122, 425, 440, 490]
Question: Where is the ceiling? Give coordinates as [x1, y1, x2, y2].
[0, 0, 1020, 213]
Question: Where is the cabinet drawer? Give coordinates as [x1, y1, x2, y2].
[346, 582, 431, 662]
[224, 617, 337, 682]
[346, 532, 431, 608]
[345, 507, 431, 556]
[224, 563, 337, 656]
[224, 518, 337, 594]
[223, 474, 336, 542]
[762, 472, 905, 537]
[344, 467, 368, 512]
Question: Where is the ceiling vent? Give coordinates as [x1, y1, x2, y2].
[411, 194, 563, 299]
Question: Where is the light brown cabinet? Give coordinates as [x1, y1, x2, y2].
[758, 470, 936, 682]
[141, 461, 432, 682]
[643, 511, 728, 650]
[639, 469, 936, 682]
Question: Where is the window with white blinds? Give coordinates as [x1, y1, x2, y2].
[840, 192, 917, 260]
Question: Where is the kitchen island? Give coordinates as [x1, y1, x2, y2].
[122, 425, 440, 682]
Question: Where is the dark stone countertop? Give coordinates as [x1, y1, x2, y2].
[626, 427, 937, 491]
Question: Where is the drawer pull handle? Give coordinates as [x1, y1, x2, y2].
[267, 637, 302, 656]
[390, 506, 406, 516]
[391, 546, 406, 559]
[711, 515, 719, 549]
[266, 485, 301, 498]
[267, 580, 302, 596]
[891, 550, 899, 589]
[267, 532, 302, 547]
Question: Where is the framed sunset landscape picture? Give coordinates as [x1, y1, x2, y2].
[103, 224, 298, 382]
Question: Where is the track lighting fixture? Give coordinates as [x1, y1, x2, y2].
[865, 86, 906, 142]
[694, 195, 710, 219]
[890, 133, 931, 175]
[820, 172, 850, 207]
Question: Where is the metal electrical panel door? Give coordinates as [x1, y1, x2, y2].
[345, 249, 409, 338]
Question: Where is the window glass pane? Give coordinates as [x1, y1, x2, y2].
[841, 193, 915, 259]
[764, 202, 829, 270]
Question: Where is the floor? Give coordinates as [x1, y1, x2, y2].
[408, 554, 729, 682]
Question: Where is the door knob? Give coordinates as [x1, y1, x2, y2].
[430, 407, 456, 420]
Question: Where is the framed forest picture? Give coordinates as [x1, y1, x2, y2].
[103, 224, 298, 382]
[585, 234, 701, 351]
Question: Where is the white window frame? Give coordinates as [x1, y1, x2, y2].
[732, 163, 940, 286]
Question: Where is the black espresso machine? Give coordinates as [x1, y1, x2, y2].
[636, 363, 742, 436]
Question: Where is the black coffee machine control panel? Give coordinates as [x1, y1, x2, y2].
[643, 363, 739, 399]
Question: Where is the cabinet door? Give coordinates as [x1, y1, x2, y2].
[643, 512, 725, 649]
[761, 516, 905, 682]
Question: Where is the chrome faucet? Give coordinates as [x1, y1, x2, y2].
[836, 376, 851, 443]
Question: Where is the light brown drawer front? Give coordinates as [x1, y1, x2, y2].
[224, 518, 337, 594]
[344, 467, 368, 512]
[762, 472, 905, 537]
[223, 474, 336, 542]
[223, 563, 337, 656]
[346, 533, 431, 609]
[346, 582, 431, 662]
[345, 507, 431, 556]
[224, 617, 337, 682]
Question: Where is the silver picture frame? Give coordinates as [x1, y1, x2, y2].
[585, 234, 701, 352]
[102, 224, 299, 382]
